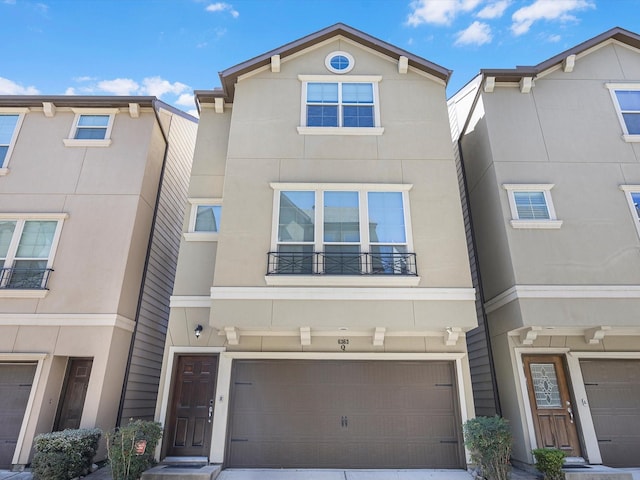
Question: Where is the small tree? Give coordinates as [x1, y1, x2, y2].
[464, 416, 512, 480]
[532, 448, 566, 480]
[106, 419, 162, 480]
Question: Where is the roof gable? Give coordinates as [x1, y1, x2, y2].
[198, 23, 451, 104]
[481, 27, 640, 84]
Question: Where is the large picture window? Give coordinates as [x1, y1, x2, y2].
[270, 184, 415, 276]
[0, 110, 27, 173]
[0, 216, 65, 290]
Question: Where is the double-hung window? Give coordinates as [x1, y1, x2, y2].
[270, 184, 415, 276]
[607, 84, 640, 142]
[298, 75, 383, 135]
[184, 198, 223, 241]
[64, 108, 117, 147]
[620, 186, 640, 239]
[0, 215, 66, 292]
[0, 110, 27, 174]
[503, 184, 562, 229]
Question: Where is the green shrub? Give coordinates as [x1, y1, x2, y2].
[106, 419, 162, 480]
[463, 416, 512, 480]
[31, 428, 102, 480]
[532, 448, 566, 480]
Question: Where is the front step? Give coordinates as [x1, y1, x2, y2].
[564, 466, 634, 480]
[140, 464, 222, 480]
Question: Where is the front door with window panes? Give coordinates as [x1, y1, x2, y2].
[0, 220, 58, 288]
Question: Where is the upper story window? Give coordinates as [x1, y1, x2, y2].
[0, 214, 66, 295]
[64, 108, 118, 147]
[297, 75, 383, 136]
[607, 84, 640, 142]
[503, 184, 563, 229]
[325, 51, 354, 74]
[184, 198, 222, 242]
[0, 109, 28, 175]
[620, 186, 640, 239]
[268, 183, 416, 277]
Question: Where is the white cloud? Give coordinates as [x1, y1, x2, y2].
[176, 93, 195, 107]
[97, 78, 140, 96]
[3, 0, 17, 5]
[407, 0, 481, 26]
[477, 0, 510, 19]
[0, 77, 40, 95]
[187, 109, 199, 118]
[511, 0, 594, 36]
[205, 2, 239, 18]
[64, 87, 76, 95]
[141, 77, 189, 97]
[73, 76, 96, 82]
[454, 21, 492, 46]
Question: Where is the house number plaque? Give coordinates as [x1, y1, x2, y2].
[338, 338, 349, 351]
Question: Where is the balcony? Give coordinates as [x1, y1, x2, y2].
[0, 267, 53, 290]
[267, 251, 417, 276]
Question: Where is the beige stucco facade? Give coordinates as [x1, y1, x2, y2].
[455, 30, 640, 467]
[0, 97, 195, 469]
[158, 25, 478, 469]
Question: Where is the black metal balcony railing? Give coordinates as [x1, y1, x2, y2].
[267, 251, 417, 276]
[0, 267, 53, 290]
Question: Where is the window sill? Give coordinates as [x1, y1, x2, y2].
[510, 220, 563, 229]
[184, 232, 219, 242]
[264, 275, 420, 287]
[297, 127, 384, 136]
[0, 167, 8, 176]
[0, 289, 49, 298]
[63, 139, 112, 147]
[622, 134, 640, 143]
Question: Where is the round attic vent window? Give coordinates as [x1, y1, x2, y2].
[325, 51, 354, 74]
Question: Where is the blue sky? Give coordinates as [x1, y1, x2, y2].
[1, 0, 638, 116]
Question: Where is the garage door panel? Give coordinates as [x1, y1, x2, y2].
[227, 360, 464, 469]
[581, 359, 640, 467]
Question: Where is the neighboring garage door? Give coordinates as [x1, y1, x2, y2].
[581, 359, 640, 467]
[0, 363, 37, 469]
[227, 360, 464, 469]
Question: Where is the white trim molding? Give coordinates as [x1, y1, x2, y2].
[211, 286, 476, 301]
[0, 313, 136, 331]
[170, 295, 211, 308]
[485, 284, 640, 313]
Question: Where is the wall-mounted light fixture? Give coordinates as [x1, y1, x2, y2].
[194, 324, 203, 339]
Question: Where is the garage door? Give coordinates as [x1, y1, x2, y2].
[227, 360, 464, 469]
[581, 359, 640, 467]
[0, 363, 37, 469]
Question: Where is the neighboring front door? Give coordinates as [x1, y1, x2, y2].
[54, 358, 93, 431]
[166, 355, 218, 457]
[523, 355, 582, 457]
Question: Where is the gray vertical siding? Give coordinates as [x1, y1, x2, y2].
[448, 100, 499, 417]
[118, 110, 196, 422]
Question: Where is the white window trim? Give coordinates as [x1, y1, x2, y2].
[606, 83, 640, 142]
[503, 184, 562, 229]
[269, 183, 415, 284]
[297, 74, 383, 136]
[0, 108, 29, 175]
[620, 185, 640, 239]
[0, 213, 68, 298]
[184, 198, 222, 242]
[63, 108, 118, 147]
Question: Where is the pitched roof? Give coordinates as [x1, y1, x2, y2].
[481, 27, 640, 83]
[197, 23, 451, 104]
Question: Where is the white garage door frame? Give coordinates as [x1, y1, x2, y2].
[0, 353, 47, 466]
[567, 351, 640, 465]
[209, 352, 472, 466]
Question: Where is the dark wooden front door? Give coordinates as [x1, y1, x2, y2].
[166, 355, 218, 457]
[54, 358, 93, 431]
[524, 355, 582, 457]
